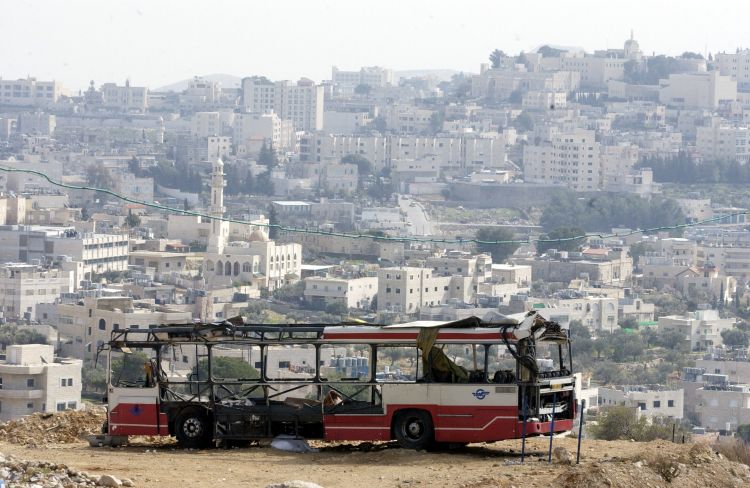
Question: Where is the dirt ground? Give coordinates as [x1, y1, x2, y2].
[1, 436, 748, 488]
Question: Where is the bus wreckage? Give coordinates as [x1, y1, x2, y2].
[95, 310, 575, 450]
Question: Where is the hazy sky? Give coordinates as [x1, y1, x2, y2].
[3, 0, 748, 91]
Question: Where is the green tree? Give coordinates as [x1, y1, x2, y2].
[341, 154, 374, 176]
[489, 49, 506, 69]
[0, 325, 47, 347]
[258, 141, 278, 168]
[326, 301, 349, 315]
[192, 356, 258, 380]
[475, 228, 520, 263]
[721, 328, 750, 348]
[537, 45, 565, 57]
[591, 406, 690, 442]
[256, 170, 275, 196]
[86, 164, 114, 189]
[125, 211, 141, 228]
[110, 351, 150, 387]
[512, 112, 534, 132]
[536, 227, 586, 255]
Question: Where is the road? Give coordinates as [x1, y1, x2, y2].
[397, 194, 434, 236]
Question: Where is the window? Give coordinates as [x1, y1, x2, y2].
[61, 378, 67, 387]
[653, 400, 661, 408]
[67, 378, 73, 387]
[667, 400, 674, 407]
[638, 402, 646, 410]
[98, 318, 106, 331]
[67, 401, 77, 410]
[56, 402, 66, 412]
[27, 402, 33, 409]
[27, 378, 35, 388]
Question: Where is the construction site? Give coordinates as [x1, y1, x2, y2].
[0, 409, 746, 488]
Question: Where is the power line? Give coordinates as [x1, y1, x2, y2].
[0, 166, 746, 246]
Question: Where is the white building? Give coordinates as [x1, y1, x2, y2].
[657, 310, 737, 351]
[523, 129, 599, 192]
[242, 77, 324, 131]
[100, 80, 148, 112]
[233, 112, 294, 154]
[658, 71, 736, 109]
[303, 276, 378, 310]
[201, 159, 302, 291]
[331, 66, 393, 93]
[716, 49, 750, 90]
[598, 386, 684, 419]
[0, 344, 82, 421]
[0, 77, 64, 107]
[521, 91, 568, 111]
[696, 121, 750, 163]
[378, 266, 474, 315]
[49, 296, 192, 361]
[0, 264, 72, 322]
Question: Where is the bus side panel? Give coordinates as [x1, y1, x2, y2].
[433, 405, 518, 443]
[109, 387, 169, 436]
[323, 414, 391, 441]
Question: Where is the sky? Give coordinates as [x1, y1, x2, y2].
[2, 0, 749, 91]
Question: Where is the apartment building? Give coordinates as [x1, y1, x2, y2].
[697, 245, 750, 279]
[331, 66, 393, 93]
[716, 49, 750, 90]
[303, 276, 378, 310]
[241, 77, 324, 131]
[0, 344, 82, 421]
[377, 266, 474, 315]
[301, 134, 506, 172]
[521, 90, 568, 111]
[0, 77, 63, 107]
[599, 144, 639, 189]
[695, 383, 750, 431]
[523, 129, 600, 192]
[657, 309, 737, 351]
[598, 386, 684, 419]
[233, 112, 295, 153]
[523, 248, 633, 285]
[526, 296, 619, 331]
[0, 263, 72, 322]
[16, 112, 56, 136]
[49, 296, 192, 361]
[491, 264, 532, 286]
[0, 226, 128, 283]
[100, 81, 148, 113]
[696, 122, 750, 163]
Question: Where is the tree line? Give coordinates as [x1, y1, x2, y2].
[639, 152, 750, 184]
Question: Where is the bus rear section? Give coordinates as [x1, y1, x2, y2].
[101, 312, 575, 449]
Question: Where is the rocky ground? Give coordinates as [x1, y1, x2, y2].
[0, 411, 748, 487]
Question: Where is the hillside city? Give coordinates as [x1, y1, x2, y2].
[3, 33, 750, 446]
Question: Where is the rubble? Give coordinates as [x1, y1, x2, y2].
[0, 409, 106, 446]
[0, 451, 132, 487]
[265, 482, 323, 488]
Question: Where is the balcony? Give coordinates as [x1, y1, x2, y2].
[0, 388, 44, 399]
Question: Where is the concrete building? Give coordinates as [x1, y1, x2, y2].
[716, 49, 750, 90]
[0, 77, 63, 107]
[695, 381, 750, 432]
[491, 264, 532, 286]
[241, 77, 324, 131]
[331, 66, 393, 93]
[658, 71, 736, 109]
[598, 386, 684, 419]
[527, 296, 619, 331]
[696, 121, 750, 163]
[303, 276, 377, 310]
[378, 266, 474, 315]
[233, 112, 294, 154]
[16, 112, 56, 136]
[523, 248, 633, 285]
[523, 129, 599, 192]
[100, 80, 148, 112]
[521, 90, 567, 111]
[0, 344, 82, 421]
[657, 309, 737, 351]
[49, 296, 191, 361]
[0, 263, 72, 322]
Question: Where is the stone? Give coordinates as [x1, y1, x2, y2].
[265, 482, 324, 488]
[553, 446, 572, 464]
[98, 474, 123, 487]
[122, 478, 135, 487]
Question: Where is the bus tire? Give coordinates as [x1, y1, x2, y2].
[175, 408, 213, 449]
[393, 409, 434, 450]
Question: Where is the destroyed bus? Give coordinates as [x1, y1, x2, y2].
[98, 311, 575, 450]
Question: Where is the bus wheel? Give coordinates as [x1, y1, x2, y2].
[175, 408, 212, 449]
[393, 410, 434, 450]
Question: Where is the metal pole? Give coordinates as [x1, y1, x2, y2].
[576, 399, 585, 464]
[672, 423, 676, 443]
[520, 393, 528, 463]
[548, 392, 557, 464]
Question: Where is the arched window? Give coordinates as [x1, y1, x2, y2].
[253, 262, 259, 272]
[242, 262, 251, 272]
[233, 262, 240, 276]
[217, 260, 224, 275]
[206, 260, 214, 272]
[98, 318, 106, 331]
[225, 261, 232, 276]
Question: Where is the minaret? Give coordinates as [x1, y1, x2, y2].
[207, 158, 228, 254]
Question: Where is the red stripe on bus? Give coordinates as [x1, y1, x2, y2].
[322, 332, 513, 341]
